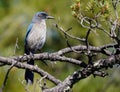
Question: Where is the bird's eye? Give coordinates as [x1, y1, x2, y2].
[42, 13, 47, 16]
[37, 12, 48, 18]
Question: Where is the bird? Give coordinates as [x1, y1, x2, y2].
[24, 12, 54, 84]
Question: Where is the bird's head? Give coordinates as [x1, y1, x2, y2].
[32, 12, 54, 23]
[37, 12, 54, 19]
[32, 12, 54, 22]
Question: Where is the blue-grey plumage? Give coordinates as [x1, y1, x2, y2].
[25, 21, 46, 52]
[24, 12, 54, 84]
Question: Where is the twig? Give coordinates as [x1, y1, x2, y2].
[14, 37, 19, 55]
[80, 17, 97, 31]
[55, 23, 86, 42]
[96, 26, 111, 37]
[112, 0, 119, 19]
[38, 75, 47, 90]
[1, 60, 18, 90]
[64, 27, 83, 54]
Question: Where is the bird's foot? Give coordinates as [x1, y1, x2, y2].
[30, 52, 34, 60]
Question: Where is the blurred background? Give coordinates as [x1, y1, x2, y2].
[0, 0, 120, 92]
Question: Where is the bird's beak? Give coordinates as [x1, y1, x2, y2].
[47, 16, 54, 19]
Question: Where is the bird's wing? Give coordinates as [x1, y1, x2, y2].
[25, 23, 33, 44]
[24, 23, 34, 54]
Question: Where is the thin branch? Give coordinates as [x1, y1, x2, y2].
[53, 44, 117, 56]
[55, 23, 86, 42]
[80, 17, 97, 31]
[112, 0, 119, 19]
[64, 27, 82, 54]
[96, 26, 111, 37]
[14, 37, 19, 55]
[1, 60, 18, 90]
[12, 53, 87, 67]
[39, 75, 47, 90]
[85, 29, 91, 53]
[12, 44, 117, 61]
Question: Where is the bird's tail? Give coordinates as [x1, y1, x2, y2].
[24, 44, 35, 84]
[25, 58, 34, 84]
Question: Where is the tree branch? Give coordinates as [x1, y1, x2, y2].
[0, 56, 61, 85]
[43, 54, 120, 92]
[0, 43, 118, 91]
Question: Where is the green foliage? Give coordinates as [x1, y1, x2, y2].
[71, 0, 112, 21]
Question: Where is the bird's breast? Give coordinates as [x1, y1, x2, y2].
[27, 22, 46, 51]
